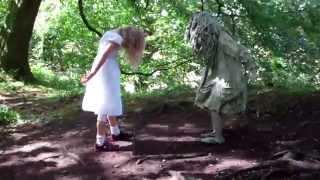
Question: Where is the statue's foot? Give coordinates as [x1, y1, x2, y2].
[200, 131, 216, 137]
[200, 136, 225, 144]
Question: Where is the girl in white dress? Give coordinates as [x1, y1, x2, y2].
[81, 26, 146, 151]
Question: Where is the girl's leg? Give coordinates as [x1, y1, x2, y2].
[96, 114, 108, 146]
[95, 114, 119, 151]
[108, 116, 132, 141]
[108, 116, 120, 136]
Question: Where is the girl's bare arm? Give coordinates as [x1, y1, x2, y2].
[81, 42, 120, 84]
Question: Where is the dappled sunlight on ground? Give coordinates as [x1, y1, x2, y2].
[1, 90, 320, 179]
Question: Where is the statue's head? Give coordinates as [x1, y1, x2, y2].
[186, 12, 221, 60]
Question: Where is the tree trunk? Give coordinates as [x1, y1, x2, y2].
[0, 0, 41, 81]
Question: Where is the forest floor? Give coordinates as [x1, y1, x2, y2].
[1, 89, 320, 180]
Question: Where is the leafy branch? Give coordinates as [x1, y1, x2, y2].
[78, 0, 102, 37]
[121, 58, 192, 76]
[77, 0, 192, 77]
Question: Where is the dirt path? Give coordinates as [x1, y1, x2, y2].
[1, 91, 320, 179]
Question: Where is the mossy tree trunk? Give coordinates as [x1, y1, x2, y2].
[0, 0, 41, 81]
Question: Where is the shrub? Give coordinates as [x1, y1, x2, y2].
[0, 105, 19, 125]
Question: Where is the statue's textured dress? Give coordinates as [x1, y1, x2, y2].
[186, 12, 251, 114]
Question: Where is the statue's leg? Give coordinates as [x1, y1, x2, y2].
[200, 113, 216, 137]
[211, 111, 224, 141]
[200, 111, 225, 144]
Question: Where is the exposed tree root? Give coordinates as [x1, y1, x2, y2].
[221, 150, 320, 180]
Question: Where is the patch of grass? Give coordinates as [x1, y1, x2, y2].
[255, 57, 318, 95]
[0, 66, 84, 125]
[0, 105, 20, 126]
[31, 64, 83, 97]
[0, 66, 83, 98]
[123, 84, 195, 111]
[253, 76, 317, 97]
[0, 72, 23, 93]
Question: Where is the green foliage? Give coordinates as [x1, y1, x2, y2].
[202, 0, 320, 91]
[0, 70, 24, 92]
[125, 84, 194, 101]
[31, 63, 83, 97]
[31, 0, 96, 72]
[0, 0, 9, 58]
[0, 1, 8, 21]
[123, 84, 194, 111]
[256, 56, 316, 93]
[27, 0, 320, 97]
[31, 0, 200, 93]
[1, 0, 319, 127]
[237, 0, 320, 49]
[0, 105, 19, 125]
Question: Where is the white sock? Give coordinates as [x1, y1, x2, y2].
[110, 125, 120, 136]
[96, 134, 105, 146]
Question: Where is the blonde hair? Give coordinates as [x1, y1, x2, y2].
[118, 26, 146, 69]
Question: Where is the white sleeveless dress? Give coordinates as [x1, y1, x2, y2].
[82, 31, 123, 116]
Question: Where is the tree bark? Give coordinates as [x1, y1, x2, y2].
[0, 0, 41, 81]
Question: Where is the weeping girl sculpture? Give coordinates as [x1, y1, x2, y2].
[186, 12, 252, 144]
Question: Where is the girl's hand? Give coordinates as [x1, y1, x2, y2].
[80, 74, 88, 85]
[80, 72, 93, 85]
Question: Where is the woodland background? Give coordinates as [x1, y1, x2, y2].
[1, 0, 319, 125]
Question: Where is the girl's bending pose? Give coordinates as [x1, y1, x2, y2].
[81, 26, 146, 151]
